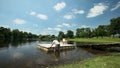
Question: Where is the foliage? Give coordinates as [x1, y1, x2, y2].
[0, 27, 38, 41]
[76, 17, 120, 38]
[66, 30, 74, 38]
[58, 31, 65, 40]
[109, 17, 120, 36]
[76, 28, 91, 38]
[92, 25, 108, 37]
[0, 27, 11, 40]
[39, 34, 57, 41]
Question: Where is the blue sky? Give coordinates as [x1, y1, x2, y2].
[0, 0, 120, 35]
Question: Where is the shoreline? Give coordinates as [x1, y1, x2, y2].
[53, 53, 120, 68]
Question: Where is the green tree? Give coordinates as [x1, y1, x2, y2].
[66, 30, 74, 38]
[0, 33, 5, 40]
[39, 35, 52, 41]
[58, 31, 65, 40]
[76, 28, 91, 38]
[51, 35, 56, 41]
[76, 28, 81, 38]
[0, 26, 38, 41]
[92, 25, 109, 38]
[109, 17, 120, 36]
[85, 28, 92, 38]
[78, 28, 86, 38]
[12, 29, 20, 40]
[0, 27, 11, 40]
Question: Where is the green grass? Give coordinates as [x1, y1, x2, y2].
[54, 56, 120, 68]
[68, 37, 120, 44]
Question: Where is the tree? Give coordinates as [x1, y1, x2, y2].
[76, 28, 91, 38]
[12, 29, 20, 40]
[23, 32, 29, 39]
[51, 35, 56, 41]
[93, 25, 108, 37]
[85, 28, 92, 38]
[0, 27, 11, 40]
[58, 31, 65, 40]
[76, 28, 81, 37]
[66, 30, 74, 38]
[78, 28, 85, 38]
[0, 33, 5, 40]
[109, 17, 120, 36]
[39, 35, 52, 41]
[0, 27, 38, 41]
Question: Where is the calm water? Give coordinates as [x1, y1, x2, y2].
[0, 41, 107, 68]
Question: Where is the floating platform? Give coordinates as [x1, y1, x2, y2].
[37, 43, 75, 52]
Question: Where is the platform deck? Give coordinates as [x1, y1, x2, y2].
[37, 43, 75, 52]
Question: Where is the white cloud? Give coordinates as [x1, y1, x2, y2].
[47, 27, 61, 31]
[57, 25, 63, 27]
[80, 25, 90, 28]
[30, 11, 36, 15]
[54, 28, 61, 31]
[37, 14, 48, 20]
[29, 11, 48, 20]
[62, 23, 71, 27]
[47, 27, 53, 30]
[63, 14, 74, 20]
[87, 3, 108, 18]
[57, 23, 71, 28]
[72, 9, 85, 14]
[13, 18, 26, 25]
[111, 1, 120, 11]
[54, 2, 66, 11]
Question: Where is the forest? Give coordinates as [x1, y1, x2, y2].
[0, 28, 38, 41]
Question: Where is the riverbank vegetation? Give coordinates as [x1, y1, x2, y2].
[68, 37, 120, 44]
[54, 55, 120, 68]
[0, 27, 38, 41]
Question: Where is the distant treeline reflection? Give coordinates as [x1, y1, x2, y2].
[0, 40, 36, 48]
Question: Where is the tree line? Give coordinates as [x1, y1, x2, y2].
[38, 30, 74, 41]
[0, 27, 38, 41]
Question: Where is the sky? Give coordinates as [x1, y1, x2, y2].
[0, 0, 120, 35]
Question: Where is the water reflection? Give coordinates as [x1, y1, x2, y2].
[37, 47, 76, 62]
[0, 40, 36, 49]
[54, 51, 60, 61]
[0, 40, 10, 48]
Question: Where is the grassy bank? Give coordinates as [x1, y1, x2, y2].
[68, 37, 120, 44]
[54, 55, 120, 68]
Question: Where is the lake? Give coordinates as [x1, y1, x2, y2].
[0, 41, 108, 68]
